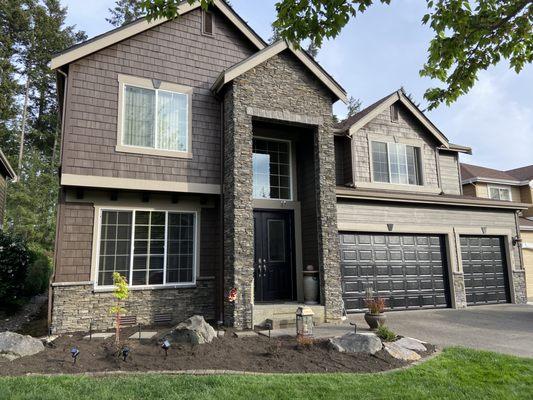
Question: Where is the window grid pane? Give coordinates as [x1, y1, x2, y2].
[371, 141, 389, 183]
[166, 213, 195, 284]
[123, 86, 155, 148]
[98, 211, 132, 286]
[372, 141, 421, 185]
[133, 211, 165, 286]
[252, 139, 291, 200]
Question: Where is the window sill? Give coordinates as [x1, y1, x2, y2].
[115, 145, 193, 159]
[93, 283, 197, 293]
[355, 181, 441, 194]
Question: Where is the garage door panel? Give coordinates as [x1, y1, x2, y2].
[461, 235, 510, 306]
[340, 233, 450, 312]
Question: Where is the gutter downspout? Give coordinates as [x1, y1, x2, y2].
[435, 147, 443, 193]
[217, 95, 225, 326]
[48, 68, 69, 331]
[514, 211, 525, 270]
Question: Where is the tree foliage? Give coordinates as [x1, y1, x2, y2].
[107, 0, 145, 27]
[346, 96, 362, 117]
[141, 0, 533, 109]
[0, 0, 86, 253]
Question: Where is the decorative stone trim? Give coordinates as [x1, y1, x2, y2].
[451, 272, 467, 309]
[511, 270, 527, 304]
[246, 107, 323, 126]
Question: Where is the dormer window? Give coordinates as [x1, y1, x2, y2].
[390, 104, 399, 122]
[371, 141, 422, 185]
[488, 185, 512, 201]
[202, 10, 214, 36]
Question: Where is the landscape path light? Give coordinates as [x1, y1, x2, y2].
[295, 306, 314, 338]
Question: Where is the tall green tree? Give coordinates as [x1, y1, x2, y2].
[107, 0, 145, 27]
[1, 0, 86, 253]
[141, 0, 533, 109]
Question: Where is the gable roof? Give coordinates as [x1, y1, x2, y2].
[0, 149, 16, 181]
[460, 163, 525, 184]
[507, 165, 533, 181]
[51, 0, 266, 70]
[335, 89, 450, 147]
[211, 40, 347, 103]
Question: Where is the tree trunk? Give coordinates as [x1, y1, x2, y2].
[17, 78, 31, 177]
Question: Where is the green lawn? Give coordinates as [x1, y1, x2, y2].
[1, 348, 532, 400]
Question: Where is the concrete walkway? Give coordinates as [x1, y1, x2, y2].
[263, 304, 533, 357]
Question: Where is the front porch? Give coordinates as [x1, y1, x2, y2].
[252, 303, 326, 329]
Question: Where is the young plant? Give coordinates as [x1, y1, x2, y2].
[376, 325, 397, 342]
[109, 272, 129, 346]
[296, 335, 315, 349]
[364, 297, 386, 315]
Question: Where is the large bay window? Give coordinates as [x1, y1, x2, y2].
[118, 75, 192, 157]
[371, 141, 422, 185]
[97, 209, 196, 287]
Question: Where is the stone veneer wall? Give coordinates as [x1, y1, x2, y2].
[222, 51, 343, 328]
[51, 279, 215, 333]
[512, 270, 527, 304]
[451, 272, 467, 308]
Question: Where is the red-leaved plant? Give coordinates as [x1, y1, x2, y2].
[364, 297, 386, 315]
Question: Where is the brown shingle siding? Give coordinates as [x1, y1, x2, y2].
[62, 8, 256, 186]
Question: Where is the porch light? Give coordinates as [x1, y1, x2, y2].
[513, 236, 523, 247]
[295, 306, 314, 338]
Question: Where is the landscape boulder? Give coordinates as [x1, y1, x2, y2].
[168, 315, 217, 344]
[383, 342, 421, 362]
[328, 332, 382, 355]
[395, 337, 426, 352]
[0, 331, 44, 361]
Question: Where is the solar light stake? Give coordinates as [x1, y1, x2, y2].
[122, 346, 130, 362]
[350, 322, 357, 334]
[162, 340, 171, 358]
[70, 347, 80, 364]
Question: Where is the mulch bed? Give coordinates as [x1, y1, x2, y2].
[0, 326, 434, 376]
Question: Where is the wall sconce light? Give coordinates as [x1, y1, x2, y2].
[512, 236, 522, 247]
[481, 227, 487, 234]
[387, 224, 394, 232]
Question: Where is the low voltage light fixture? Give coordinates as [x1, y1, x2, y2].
[70, 347, 80, 364]
[162, 339, 171, 358]
[122, 346, 130, 362]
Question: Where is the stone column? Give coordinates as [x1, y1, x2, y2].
[222, 86, 254, 329]
[314, 122, 344, 321]
[451, 272, 467, 308]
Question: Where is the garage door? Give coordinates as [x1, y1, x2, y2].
[340, 233, 450, 312]
[460, 236, 510, 305]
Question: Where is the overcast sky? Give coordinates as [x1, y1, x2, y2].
[62, 0, 532, 170]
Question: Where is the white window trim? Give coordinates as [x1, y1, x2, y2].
[488, 185, 512, 201]
[116, 74, 193, 159]
[252, 136, 294, 202]
[93, 205, 199, 291]
[370, 140, 423, 187]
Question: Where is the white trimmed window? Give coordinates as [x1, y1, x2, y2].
[371, 141, 422, 185]
[117, 75, 192, 157]
[252, 138, 292, 200]
[97, 209, 196, 287]
[488, 186, 512, 201]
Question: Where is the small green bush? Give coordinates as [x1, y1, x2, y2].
[0, 230, 31, 311]
[376, 325, 397, 342]
[24, 250, 52, 297]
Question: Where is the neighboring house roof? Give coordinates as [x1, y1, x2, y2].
[461, 163, 530, 185]
[50, 0, 266, 70]
[211, 40, 347, 103]
[506, 165, 533, 181]
[0, 149, 16, 181]
[335, 89, 454, 148]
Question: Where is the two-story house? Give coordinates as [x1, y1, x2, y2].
[49, 0, 528, 333]
[0, 149, 16, 230]
[461, 163, 533, 301]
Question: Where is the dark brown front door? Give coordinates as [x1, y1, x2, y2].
[254, 210, 295, 302]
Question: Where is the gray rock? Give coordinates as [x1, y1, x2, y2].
[0, 331, 45, 361]
[384, 342, 421, 362]
[328, 333, 382, 355]
[395, 337, 426, 352]
[168, 315, 217, 344]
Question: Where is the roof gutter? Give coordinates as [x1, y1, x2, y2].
[461, 177, 529, 186]
[336, 188, 530, 210]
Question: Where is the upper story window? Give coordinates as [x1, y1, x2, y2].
[117, 75, 192, 158]
[371, 141, 422, 185]
[253, 138, 291, 200]
[488, 185, 512, 201]
[97, 209, 196, 288]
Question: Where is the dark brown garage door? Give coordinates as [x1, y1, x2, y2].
[340, 233, 450, 312]
[460, 236, 510, 305]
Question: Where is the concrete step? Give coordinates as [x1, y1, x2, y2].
[253, 303, 325, 330]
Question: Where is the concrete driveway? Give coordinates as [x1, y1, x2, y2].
[345, 304, 533, 357]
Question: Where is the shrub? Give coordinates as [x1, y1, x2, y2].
[0, 230, 31, 311]
[296, 335, 315, 349]
[365, 297, 386, 315]
[24, 249, 52, 297]
[376, 325, 397, 342]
